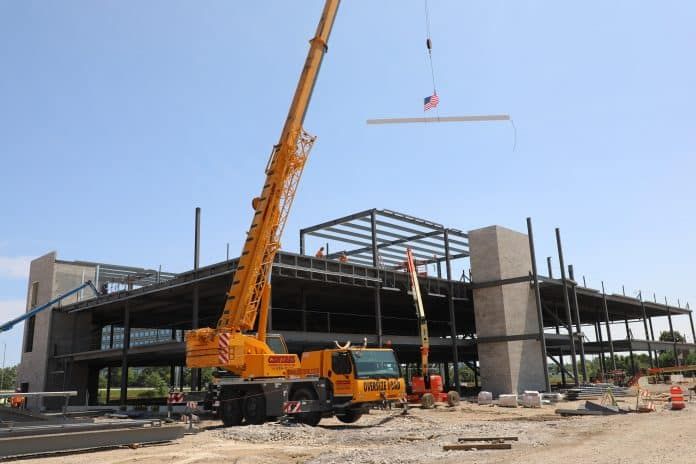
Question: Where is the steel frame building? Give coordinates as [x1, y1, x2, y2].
[16, 209, 696, 408]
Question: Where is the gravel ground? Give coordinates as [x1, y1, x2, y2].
[23, 398, 696, 464]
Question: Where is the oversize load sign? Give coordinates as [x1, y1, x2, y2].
[363, 379, 401, 392]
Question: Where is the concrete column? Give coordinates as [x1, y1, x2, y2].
[469, 225, 546, 396]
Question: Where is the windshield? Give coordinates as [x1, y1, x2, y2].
[350, 350, 400, 379]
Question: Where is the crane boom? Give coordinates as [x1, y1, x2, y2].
[218, 0, 340, 333]
[186, 0, 341, 375]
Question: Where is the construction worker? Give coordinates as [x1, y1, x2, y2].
[315, 246, 325, 258]
[339, 252, 348, 263]
[10, 388, 25, 409]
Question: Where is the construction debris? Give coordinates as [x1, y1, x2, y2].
[555, 400, 629, 417]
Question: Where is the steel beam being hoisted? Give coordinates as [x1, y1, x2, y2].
[366, 115, 510, 125]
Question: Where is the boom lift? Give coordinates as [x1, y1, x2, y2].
[404, 249, 460, 408]
[185, 0, 404, 426]
[1, 281, 98, 333]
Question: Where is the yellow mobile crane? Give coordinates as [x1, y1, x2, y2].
[185, 0, 404, 426]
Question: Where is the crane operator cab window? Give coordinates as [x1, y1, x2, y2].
[265, 334, 289, 354]
[332, 351, 353, 375]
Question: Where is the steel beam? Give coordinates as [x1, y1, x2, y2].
[0, 423, 185, 459]
[366, 114, 510, 124]
[300, 208, 374, 235]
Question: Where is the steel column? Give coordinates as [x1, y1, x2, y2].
[546, 257, 553, 279]
[638, 292, 654, 368]
[301, 289, 308, 331]
[568, 265, 587, 383]
[444, 229, 461, 394]
[119, 303, 130, 410]
[370, 210, 383, 346]
[105, 368, 112, 405]
[526, 218, 551, 391]
[624, 318, 636, 375]
[555, 228, 578, 385]
[594, 321, 606, 378]
[556, 324, 566, 385]
[665, 297, 679, 366]
[689, 312, 696, 344]
[601, 282, 617, 371]
[106, 324, 114, 404]
[192, 207, 201, 391]
[648, 316, 659, 367]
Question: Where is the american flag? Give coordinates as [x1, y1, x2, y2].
[424, 93, 439, 111]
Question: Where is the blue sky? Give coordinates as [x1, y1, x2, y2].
[1, 1, 695, 366]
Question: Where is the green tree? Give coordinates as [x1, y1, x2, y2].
[0, 365, 17, 391]
[142, 371, 168, 396]
[659, 330, 685, 343]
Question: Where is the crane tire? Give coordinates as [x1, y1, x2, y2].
[420, 393, 435, 409]
[243, 390, 267, 425]
[336, 409, 363, 424]
[220, 390, 243, 427]
[447, 390, 461, 407]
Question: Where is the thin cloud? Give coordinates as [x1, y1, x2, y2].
[0, 299, 25, 321]
[0, 256, 31, 279]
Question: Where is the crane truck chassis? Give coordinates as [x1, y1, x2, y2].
[191, 336, 404, 426]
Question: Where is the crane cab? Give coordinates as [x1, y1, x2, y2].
[300, 348, 405, 405]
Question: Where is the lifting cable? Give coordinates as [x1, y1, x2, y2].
[423, 1, 517, 151]
[424, 0, 440, 120]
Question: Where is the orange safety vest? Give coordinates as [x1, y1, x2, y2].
[10, 394, 25, 408]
